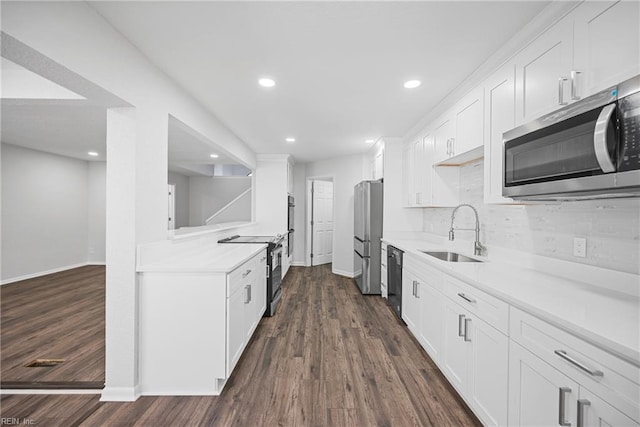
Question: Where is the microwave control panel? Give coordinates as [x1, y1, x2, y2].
[619, 91, 640, 172]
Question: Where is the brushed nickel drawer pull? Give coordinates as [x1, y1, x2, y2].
[554, 350, 603, 377]
[457, 293, 476, 304]
[463, 318, 472, 342]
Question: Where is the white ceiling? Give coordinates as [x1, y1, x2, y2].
[90, 1, 549, 163]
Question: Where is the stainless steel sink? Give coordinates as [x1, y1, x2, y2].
[419, 251, 482, 263]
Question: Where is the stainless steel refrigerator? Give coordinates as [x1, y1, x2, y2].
[353, 180, 383, 294]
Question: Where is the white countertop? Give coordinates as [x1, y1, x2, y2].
[137, 243, 267, 273]
[382, 237, 640, 367]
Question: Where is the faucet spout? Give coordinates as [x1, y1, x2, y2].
[449, 204, 485, 256]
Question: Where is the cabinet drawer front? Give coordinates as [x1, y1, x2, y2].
[443, 276, 509, 334]
[228, 252, 260, 295]
[405, 255, 443, 292]
[510, 307, 640, 423]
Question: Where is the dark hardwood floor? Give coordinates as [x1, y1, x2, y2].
[1, 265, 481, 426]
[1, 265, 105, 386]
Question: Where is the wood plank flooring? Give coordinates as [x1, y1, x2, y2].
[1, 265, 105, 385]
[0, 265, 481, 426]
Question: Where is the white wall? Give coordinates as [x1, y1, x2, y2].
[254, 156, 289, 233]
[1, 144, 106, 282]
[88, 161, 106, 264]
[168, 171, 190, 228]
[188, 176, 251, 226]
[292, 163, 307, 266]
[383, 139, 422, 234]
[295, 154, 365, 277]
[422, 159, 640, 275]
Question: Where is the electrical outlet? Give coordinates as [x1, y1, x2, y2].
[573, 237, 587, 258]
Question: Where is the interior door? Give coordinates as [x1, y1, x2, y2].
[312, 180, 334, 265]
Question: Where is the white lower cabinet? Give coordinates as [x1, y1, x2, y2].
[401, 268, 420, 333]
[441, 297, 509, 426]
[509, 340, 580, 426]
[139, 248, 267, 395]
[508, 306, 640, 427]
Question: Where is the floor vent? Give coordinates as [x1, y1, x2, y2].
[24, 358, 65, 368]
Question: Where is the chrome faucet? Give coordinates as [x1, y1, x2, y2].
[449, 204, 486, 256]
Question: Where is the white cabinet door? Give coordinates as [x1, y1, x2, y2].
[441, 298, 470, 394]
[401, 270, 420, 334]
[573, 0, 640, 98]
[508, 341, 580, 427]
[287, 161, 294, 195]
[402, 142, 415, 207]
[579, 387, 640, 427]
[515, 15, 574, 125]
[433, 115, 455, 163]
[469, 317, 509, 426]
[373, 147, 384, 180]
[483, 63, 517, 204]
[418, 277, 442, 362]
[454, 88, 484, 156]
[412, 138, 425, 206]
[242, 282, 255, 340]
[226, 287, 246, 376]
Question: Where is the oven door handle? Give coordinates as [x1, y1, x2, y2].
[593, 103, 616, 173]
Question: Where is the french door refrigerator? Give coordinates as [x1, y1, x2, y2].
[353, 180, 383, 294]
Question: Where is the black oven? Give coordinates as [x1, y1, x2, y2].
[503, 75, 640, 200]
[218, 235, 284, 316]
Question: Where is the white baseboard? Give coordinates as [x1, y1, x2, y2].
[291, 261, 306, 267]
[100, 385, 141, 402]
[87, 261, 107, 266]
[332, 268, 355, 278]
[1, 389, 102, 395]
[1, 262, 93, 286]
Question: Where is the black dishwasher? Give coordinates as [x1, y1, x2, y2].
[387, 245, 403, 319]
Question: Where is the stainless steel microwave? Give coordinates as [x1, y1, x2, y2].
[503, 75, 640, 200]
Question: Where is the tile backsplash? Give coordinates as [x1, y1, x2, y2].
[422, 159, 640, 275]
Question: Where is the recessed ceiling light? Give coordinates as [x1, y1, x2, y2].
[404, 80, 421, 89]
[88, 151, 99, 156]
[365, 139, 375, 144]
[285, 137, 296, 143]
[210, 154, 219, 158]
[258, 78, 276, 88]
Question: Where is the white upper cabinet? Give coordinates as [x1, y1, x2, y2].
[402, 141, 415, 207]
[366, 139, 385, 181]
[287, 160, 294, 195]
[453, 87, 485, 156]
[515, 1, 639, 126]
[573, 0, 640, 97]
[433, 114, 455, 164]
[483, 63, 517, 204]
[514, 13, 574, 125]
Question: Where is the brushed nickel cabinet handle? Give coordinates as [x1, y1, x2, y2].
[244, 285, 250, 304]
[577, 399, 590, 427]
[458, 314, 466, 337]
[571, 70, 582, 101]
[463, 318, 472, 342]
[558, 76, 569, 105]
[558, 387, 571, 426]
[457, 292, 476, 304]
[554, 350, 603, 377]
[242, 269, 252, 278]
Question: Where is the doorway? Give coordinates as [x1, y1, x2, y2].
[307, 179, 334, 266]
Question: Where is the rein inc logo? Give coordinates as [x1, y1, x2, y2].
[1, 418, 35, 425]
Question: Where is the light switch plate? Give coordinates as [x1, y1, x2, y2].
[573, 237, 587, 258]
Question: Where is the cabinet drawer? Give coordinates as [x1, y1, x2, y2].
[443, 276, 509, 335]
[510, 307, 640, 423]
[227, 252, 259, 296]
[405, 255, 443, 292]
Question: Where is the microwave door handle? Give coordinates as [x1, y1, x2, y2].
[593, 103, 616, 173]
